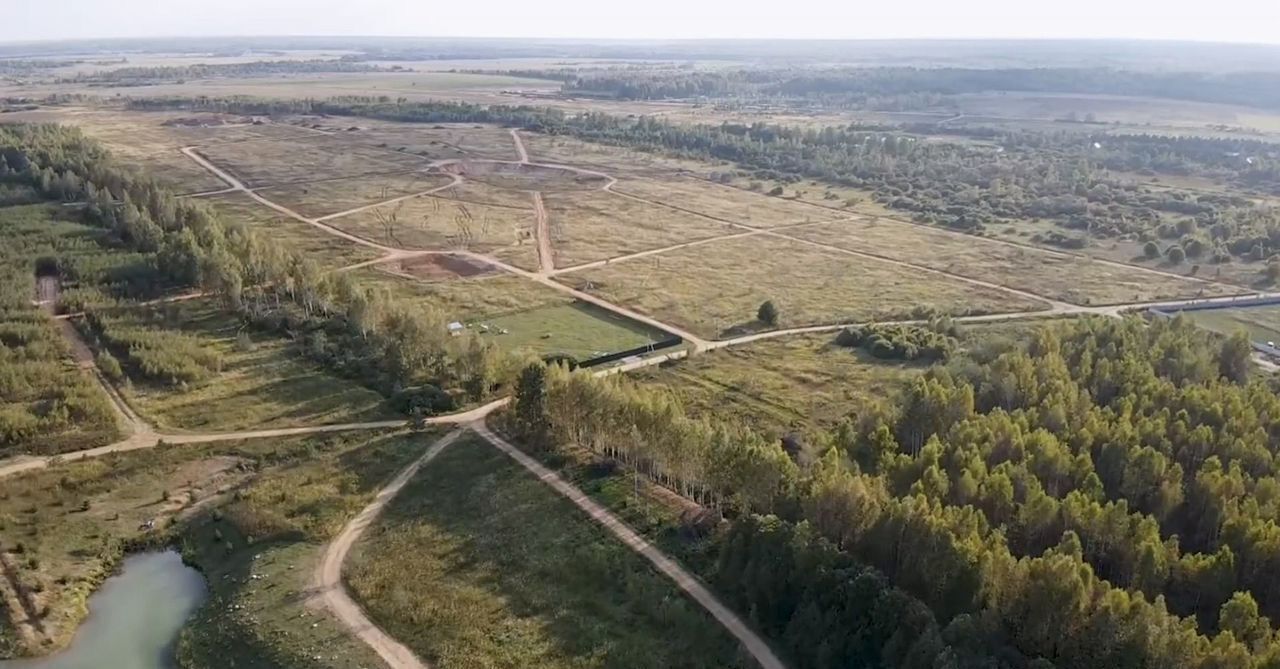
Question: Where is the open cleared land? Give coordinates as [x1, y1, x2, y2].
[203, 192, 380, 269]
[1175, 304, 1280, 344]
[612, 177, 838, 228]
[789, 218, 1235, 305]
[196, 135, 427, 188]
[545, 190, 737, 267]
[634, 333, 924, 435]
[329, 195, 540, 269]
[257, 172, 455, 219]
[344, 433, 744, 669]
[435, 179, 539, 209]
[565, 235, 1048, 339]
[103, 298, 395, 432]
[358, 271, 667, 359]
[338, 122, 520, 160]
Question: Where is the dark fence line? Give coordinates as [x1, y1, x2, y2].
[576, 336, 684, 369]
[1150, 296, 1280, 356]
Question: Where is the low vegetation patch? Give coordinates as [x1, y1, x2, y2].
[345, 433, 746, 669]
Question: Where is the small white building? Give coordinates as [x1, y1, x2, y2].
[447, 322, 465, 336]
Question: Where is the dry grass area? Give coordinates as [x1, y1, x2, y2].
[612, 177, 838, 228]
[197, 135, 425, 187]
[565, 235, 1047, 338]
[789, 218, 1237, 305]
[635, 333, 924, 435]
[348, 122, 519, 161]
[545, 189, 737, 267]
[256, 172, 454, 219]
[436, 179, 537, 209]
[445, 161, 608, 193]
[357, 271, 568, 322]
[522, 133, 723, 177]
[203, 193, 379, 269]
[328, 194, 540, 270]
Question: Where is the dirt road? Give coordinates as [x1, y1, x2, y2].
[530, 191, 554, 274]
[471, 422, 787, 669]
[313, 429, 464, 669]
[0, 399, 510, 481]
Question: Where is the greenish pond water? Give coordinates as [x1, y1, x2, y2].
[0, 551, 206, 669]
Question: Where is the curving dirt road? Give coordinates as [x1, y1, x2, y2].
[0, 399, 510, 481]
[471, 421, 787, 669]
[313, 428, 465, 669]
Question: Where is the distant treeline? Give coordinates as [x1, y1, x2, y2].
[60, 59, 407, 86]
[500, 66, 1280, 112]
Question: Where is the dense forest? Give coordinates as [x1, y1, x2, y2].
[0, 124, 523, 436]
[505, 315, 1280, 668]
[498, 66, 1280, 111]
[58, 59, 405, 86]
[127, 95, 1280, 270]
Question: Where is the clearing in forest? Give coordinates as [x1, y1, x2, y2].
[564, 234, 1049, 339]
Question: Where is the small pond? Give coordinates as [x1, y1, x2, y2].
[0, 551, 206, 669]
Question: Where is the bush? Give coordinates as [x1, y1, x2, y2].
[1143, 241, 1161, 259]
[96, 350, 123, 381]
[757, 300, 779, 326]
[1166, 245, 1187, 264]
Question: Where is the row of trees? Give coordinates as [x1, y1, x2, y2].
[506, 314, 1280, 668]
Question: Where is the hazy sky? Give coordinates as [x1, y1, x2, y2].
[4, 0, 1280, 44]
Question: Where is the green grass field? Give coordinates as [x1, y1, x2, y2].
[344, 433, 745, 669]
[1176, 304, 1280, 344]
[112, 298, 397, 432]
[358, 271, 667, 360]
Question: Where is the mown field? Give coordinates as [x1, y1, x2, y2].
[345, 432, 745, 669]
[565, 234, 1048, 338]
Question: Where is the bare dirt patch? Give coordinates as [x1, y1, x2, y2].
[383, 254, 496, 280]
